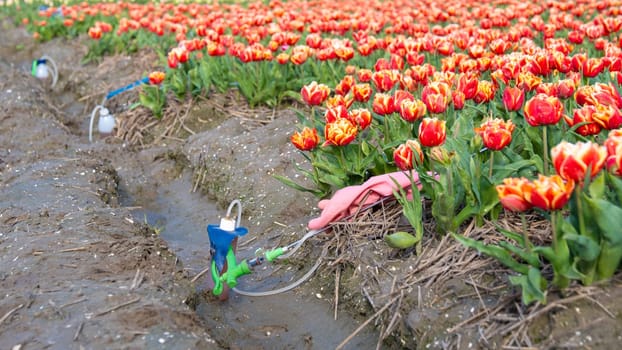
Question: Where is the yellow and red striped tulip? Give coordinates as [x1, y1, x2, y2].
[592, 104, 622, 130]
[148, 71, 165, 85]
[502, 86, 525, 112]
[475, 118, 515, 151]
[496, 177, 534, 212]
[418, 117, 447, 147]
[393, 140, 424, 171]
[605, 129, 622, 176]
[523, 93, 564, 126]
[291, 127, 320, 151]
[525, 174, 575, 211]
[324, 118, 358, 147]
[301, 81, 330, 106]
[352, 83, 372, 102]
[399, 99, 427, 123]
[564, 105, 602, 136]
[372, 93, 395, 116]
[551, 141, 607, 183]
[347, 108, 372, 130]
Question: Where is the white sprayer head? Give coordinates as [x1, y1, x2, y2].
[97, 108, 115, 134]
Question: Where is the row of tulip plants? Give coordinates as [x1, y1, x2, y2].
[7, 0, 622, 305]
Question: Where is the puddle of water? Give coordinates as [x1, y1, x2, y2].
[122, 171, 379, 349]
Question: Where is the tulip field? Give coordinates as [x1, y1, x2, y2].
[7, 0, 622, 336]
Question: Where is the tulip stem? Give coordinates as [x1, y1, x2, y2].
[542, 126, 549, 175]
[575, 186, 586, 237]
[550, 210, 558, 252]
[521, 212, 532, 254]
[489, 151, 494, 178]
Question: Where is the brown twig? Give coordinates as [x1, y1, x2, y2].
[0, 304, 24, 324]
[94, 297, 140, 317]
[335, 295, 400, 350]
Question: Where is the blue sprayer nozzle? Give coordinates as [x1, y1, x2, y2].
[207, 223, 248, 296]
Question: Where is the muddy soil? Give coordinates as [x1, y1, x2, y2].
[2, 16, 622, 350]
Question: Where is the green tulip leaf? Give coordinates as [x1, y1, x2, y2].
[452, 233, 530, 274]
[588, 172, 606, 200]
[607, 172, 622, 203]
[583, 196, 622, 245]
[508, 267, 547, 305]
[564, 233, 600, 262]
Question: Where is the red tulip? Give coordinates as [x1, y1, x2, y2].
[523, 93, 564, 126]
[502, 86, 525, 112]
[418, 117, 446, 147]
[551, 141, 607, 183]
[148, 71, 165, 85]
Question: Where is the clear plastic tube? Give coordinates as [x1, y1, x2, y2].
[232, 248, 326, 297]
[40, 55, 58, 88]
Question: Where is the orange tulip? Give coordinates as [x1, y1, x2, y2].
[564, 105, 602, 136]
[525, 174, 574, 211]
[324, 118, 357, 147]
[418, 117, 446, 147]
[496, 177, 534, 212]
[551, 141, 607, 183]
[502, 86, 525, 112]
[291, 127, 320, 151]
[88, 26, 102, 40]
[523, 93, 564, 126]
[148, 71, 165, 85]
[475, 118, 515, 151]
[301, 81, 330, 106]
[605, 129, 622, 176]
[393, 140, 424, 171]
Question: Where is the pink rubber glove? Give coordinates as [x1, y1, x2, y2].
[308, 171, 422, 230]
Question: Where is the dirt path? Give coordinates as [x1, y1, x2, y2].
[0, 22, 219, 349]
